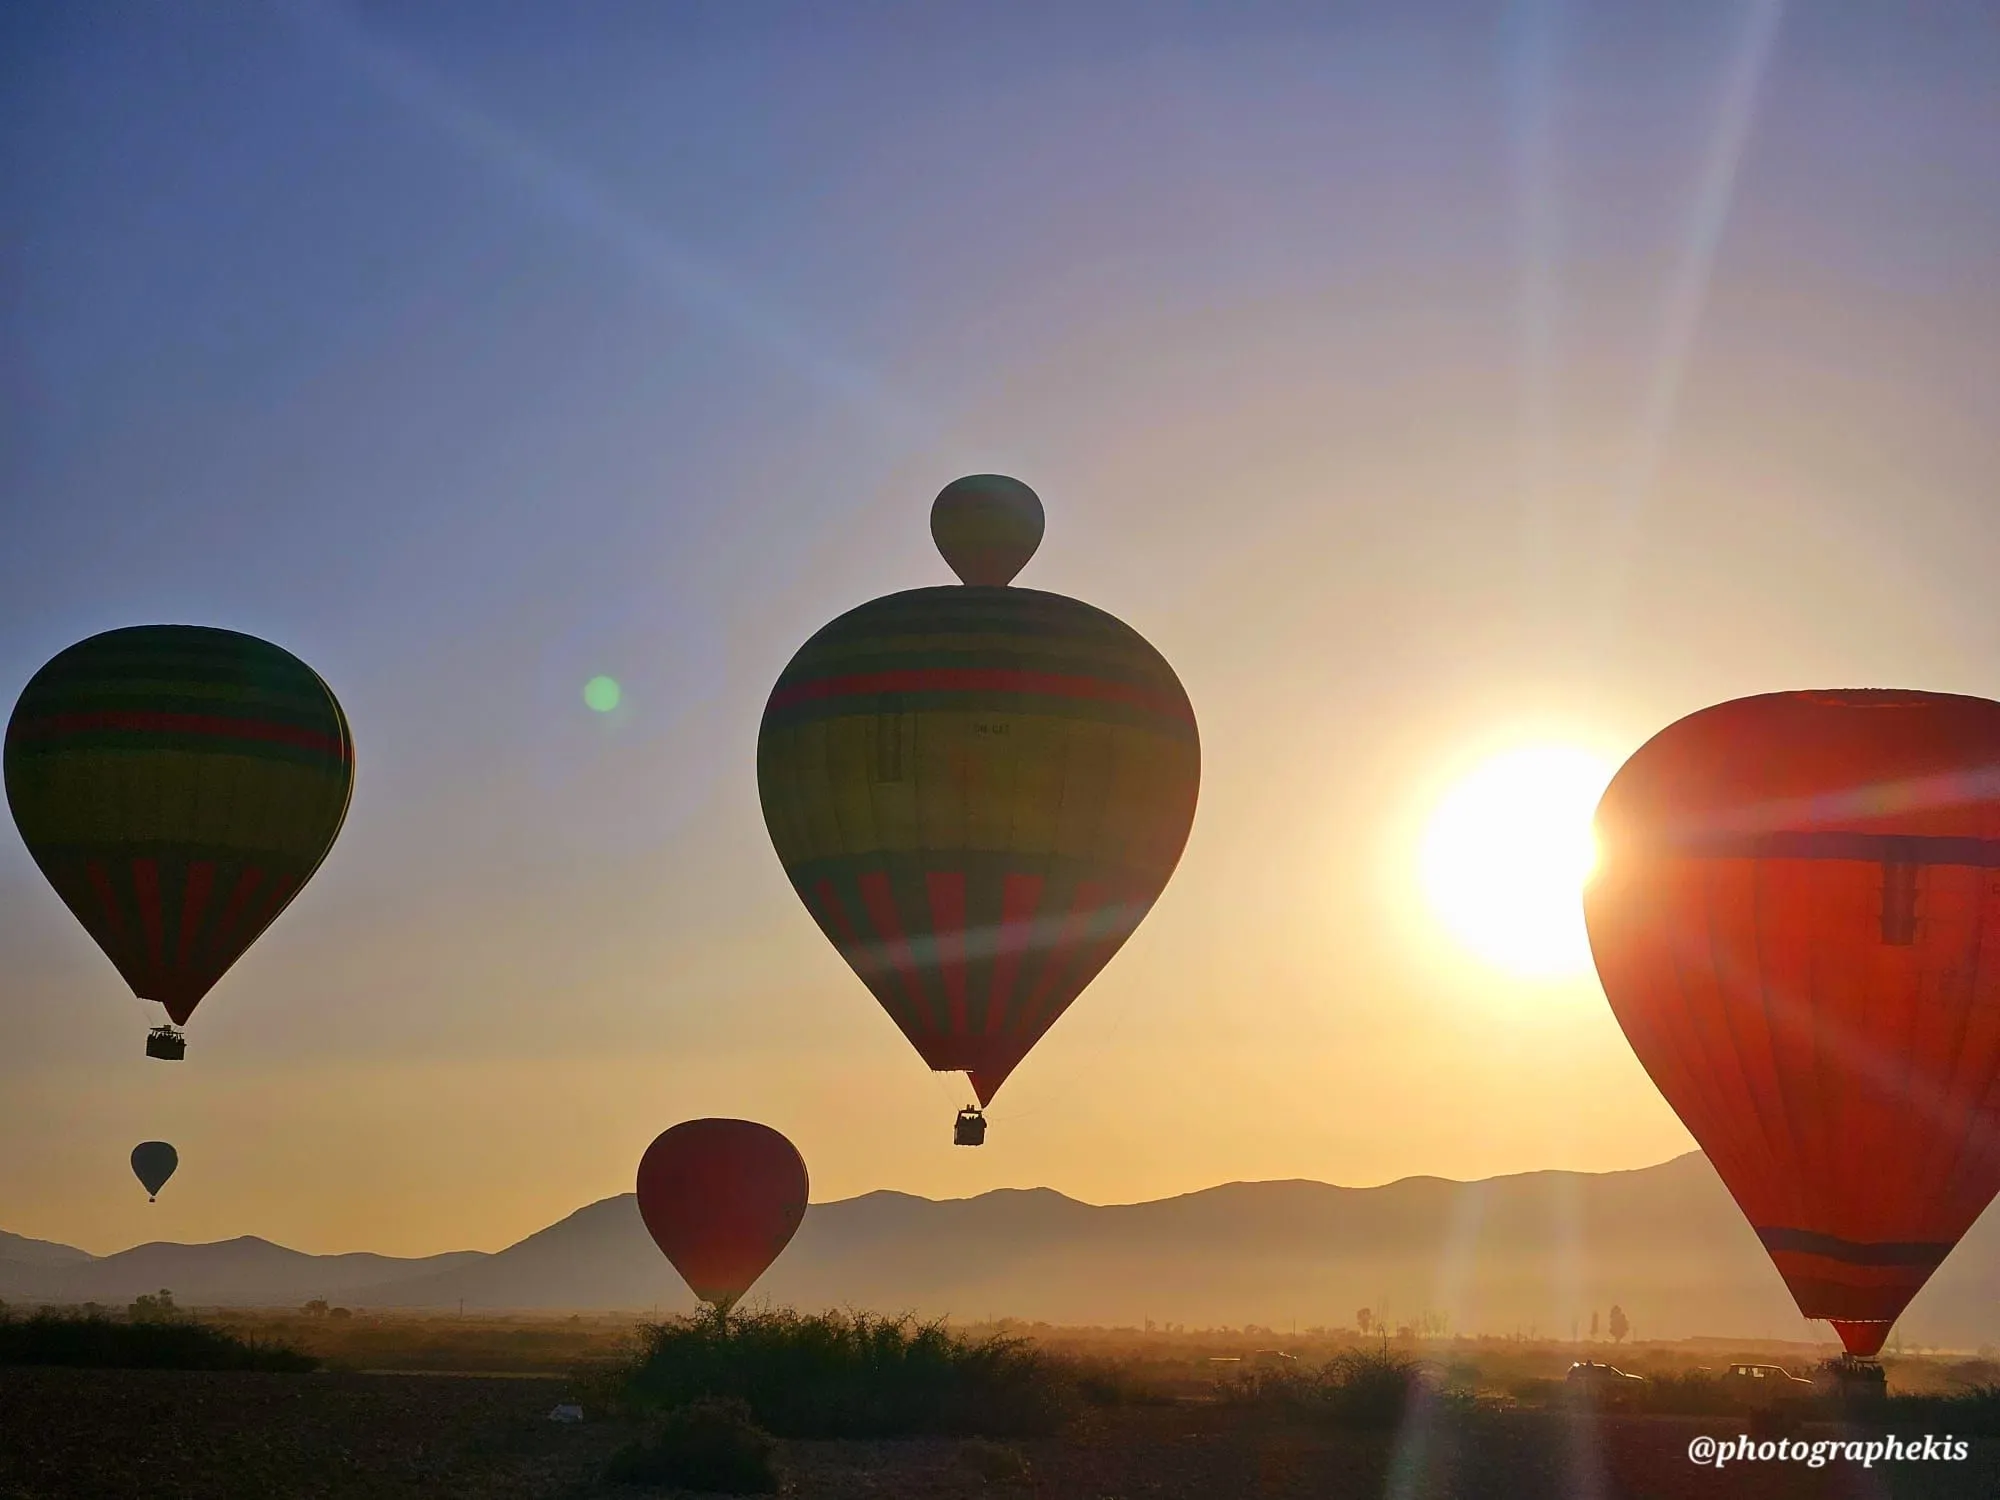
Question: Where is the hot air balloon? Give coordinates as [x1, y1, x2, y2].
[756, 476, 1200, 1143]
[1584, 690, 2000, 1362]
[636, 1119, 809, 1315]
[131, 1141, 178, 1202]
[5, 626, 355, 1058]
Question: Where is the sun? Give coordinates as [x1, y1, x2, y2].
[1419, 744, 1614, 978]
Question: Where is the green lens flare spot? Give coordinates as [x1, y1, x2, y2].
[583, 676, 622, 713]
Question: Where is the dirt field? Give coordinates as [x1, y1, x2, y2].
[4, 1365, 1996, 1500]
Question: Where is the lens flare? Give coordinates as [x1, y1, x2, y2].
[583, 675, 622, 713]
[1420, 744, 1613, 978]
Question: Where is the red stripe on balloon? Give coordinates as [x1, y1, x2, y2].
[987, 873, 1044, 1035]
[176, 861, 217, 971]
[10, 709, 349, 758]
[86, 860, 125, 941]
[810, 879, 862, 952]
[132, 858, 165, 985]
[252, 872, 299, 935]
[768, 669, 1190, 722]
[858, 872, 931, 1030]
[1013, 881, 1110, 1039]
[926, 870, 969, 1034]
[209, 867, 267, 958]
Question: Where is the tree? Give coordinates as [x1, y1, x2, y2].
[130, 1288, 177, 1322]
[1590, 1310, 1600, 1339]
[302, 1299, 329, 1318]
[1608, 1305, 1629, 1344]
[1356, 1308, 1373, 1336]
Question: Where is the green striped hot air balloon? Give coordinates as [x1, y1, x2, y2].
[756, 476, 1200, 1143]
[5, 625, 354, 1057]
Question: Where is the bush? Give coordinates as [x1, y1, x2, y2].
[1637, 1370, 1740, 1416]
[129, 1289, 179, 1323]
[616, 1308, 1076, 1439]
[604, 1397, 778, 1494]
[1242, 1345, 1431, 1430]
[0, 1310, 318, 1372]
[1072, 1360, 1177, 1407]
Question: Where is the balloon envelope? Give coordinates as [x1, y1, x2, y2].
[131, 1141, 178, 1200]
[930, 475, 1045, 587]
[757, 583, 1199, 1104]
[636, 1119, 808, 1311]
[5, 626, 354, 1026]
[1584, 690, 2000, 1357]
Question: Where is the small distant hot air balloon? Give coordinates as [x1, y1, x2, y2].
[131, 1141, 178, 1202]
[636, 1119, 809, 1315]
[757, 476, 1200, 1143]
[1584, 690, 2000, 1361]
[4, 626, 354, 1059]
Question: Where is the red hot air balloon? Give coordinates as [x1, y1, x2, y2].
[636, 1119, 809, 1314]
[1584, 690, 2000, 1359]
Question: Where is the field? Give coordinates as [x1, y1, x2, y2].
[4, 1312, 1998, 1498]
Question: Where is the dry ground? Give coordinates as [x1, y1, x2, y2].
[4, 1365, 1997, 1500]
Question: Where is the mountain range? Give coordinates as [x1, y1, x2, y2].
[5, 1154, 1996, 1348]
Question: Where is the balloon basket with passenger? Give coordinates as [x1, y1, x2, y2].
[1817, 1353, 1889, 1397]
[145, 1024, 187, 1061]
[953, 1106, 987, 1147]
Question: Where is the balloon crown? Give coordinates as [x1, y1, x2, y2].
[929, 474, 1045, 587]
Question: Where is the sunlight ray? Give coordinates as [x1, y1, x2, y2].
[1597, 0, 1786, 621]
[273, 0, 931, 445]
[1504, 0, 1564, 612]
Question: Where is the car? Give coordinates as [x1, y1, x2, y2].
[1565, 1361, 1647, 1407]
[1722, 1362, 1816, 1404]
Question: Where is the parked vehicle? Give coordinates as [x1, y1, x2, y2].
[1565, 1361, 1647, 1408]
[1722, 1362, 1816, 1405]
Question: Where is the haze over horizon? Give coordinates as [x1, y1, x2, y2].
[5, 2, 1998, 1261]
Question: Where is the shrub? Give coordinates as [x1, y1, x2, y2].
[617, 1308, 1076, 1439]
[1637, 1370, 1740, 1416]
[604, 1397, 778, 1494]
[1242, 1345, 1430, 1429]
[0, 1311, 318, 1372]
[128, 1288, 178, 1323]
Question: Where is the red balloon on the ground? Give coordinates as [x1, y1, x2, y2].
[635, 1119, 809, 1312]
[1585, 690, 2000, 1358]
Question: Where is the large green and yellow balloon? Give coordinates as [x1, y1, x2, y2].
[5, 625, 354, 1051]
[757, 477, 1199, 1126]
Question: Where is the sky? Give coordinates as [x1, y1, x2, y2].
[4, 0, 1998, 1258]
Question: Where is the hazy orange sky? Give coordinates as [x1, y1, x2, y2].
[5, 2, 1998, 1257]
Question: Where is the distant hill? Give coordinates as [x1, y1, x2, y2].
[5, 1154, 1995, 1348]
[0, 1229, 94, 1269]
[0, 1234, 485, 1307]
